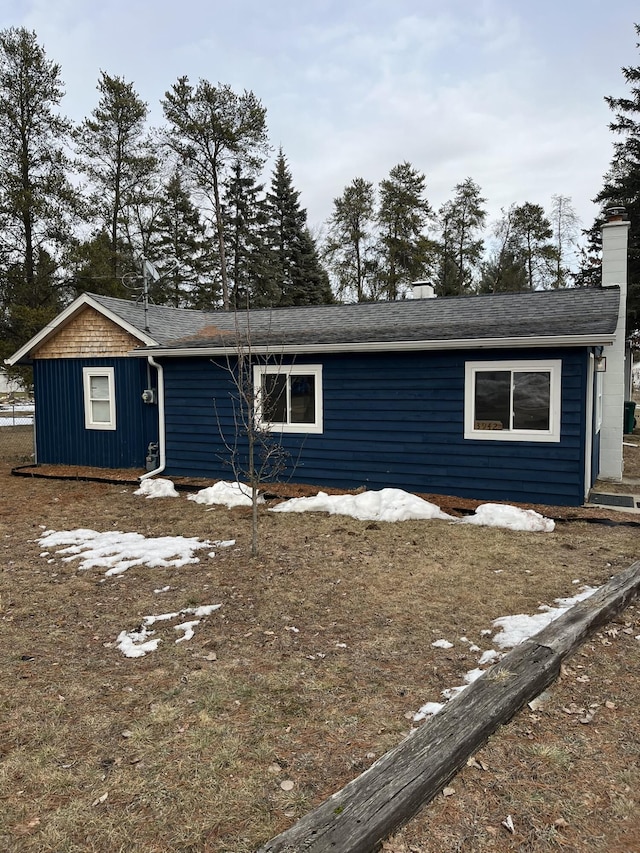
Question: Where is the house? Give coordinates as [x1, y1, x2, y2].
[5, 214, 630, 507]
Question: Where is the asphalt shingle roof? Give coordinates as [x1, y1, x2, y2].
[89, 287, 620, 351]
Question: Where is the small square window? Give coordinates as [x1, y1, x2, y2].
[83, 367, 116, 430]
[465, 360, 561, 442]
[254, 365, 322, 434]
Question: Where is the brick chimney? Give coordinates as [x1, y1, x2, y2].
[599, 207, 630, 481]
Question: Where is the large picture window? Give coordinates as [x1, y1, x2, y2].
[464, 360, 561, 442]
[83, 367, 116, 430]
[253, 364, 323, 434]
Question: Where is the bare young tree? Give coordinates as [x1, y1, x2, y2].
[214, 313, 292, 556]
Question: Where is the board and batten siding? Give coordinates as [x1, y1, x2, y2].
[33, 358, 157, 469]
[161, 346, 590, 506]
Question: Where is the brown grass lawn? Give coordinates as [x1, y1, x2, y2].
[1, 459, 639, 852]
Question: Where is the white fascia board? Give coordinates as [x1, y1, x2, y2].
[126, 333, 616, 359]
[5, 293, 158, 365]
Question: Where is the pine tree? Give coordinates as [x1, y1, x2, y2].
[377, 162, 433, 300]
[264, 150, 332, 306]
[0, 27, 77, 371]
[435, 178, 486, 296]
[590, 23, 640, 333]
[222, 161, 273, 308]
[162, 78, 269, 310]
[151, 167, 215, 308]
[510, 202, 557, 291]
[75, 71, 157, 289]
[479, 206, 528, 293]
[324, 177, 376, 302]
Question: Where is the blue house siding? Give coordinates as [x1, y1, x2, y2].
[160, 346, 591, 506]
[33, 358, 157, 468]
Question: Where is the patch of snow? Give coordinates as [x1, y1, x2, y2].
[431, 639, 454, 649]
[491, 586, 597, 648]
[413, 701, 445, 721]
[188, 481, 262, 509]
[134, 478, 179, 498]
[463, 668, 485, 684]
[116, 604, 222, 657]
[116, 627, 160, 658]
[459, 503, 555, 532]
[412, 583, 600, 722]
[175, 620, 200, 642]
[37, 529, 213, 576]
[270, 488, 455, 522]
[442, 684, 467, 700]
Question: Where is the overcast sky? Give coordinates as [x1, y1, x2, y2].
[3, 1, 639, 237]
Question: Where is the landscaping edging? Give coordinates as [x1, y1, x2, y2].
[257, 561, 640, 853]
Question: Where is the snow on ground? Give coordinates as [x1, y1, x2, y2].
[413, 584, 598, 721]
[268, 488, 554, 531]
[37, 528, 216, 576]
[491, 586, 598, 648]
[140, 478, 555, 533]
[458, 503, 555, 533]
[270, 489, 455, 522]
[187, 481, 264, 509]
[134, 478, 179, 498]
[116, 604, 222, 657]
[37, 480, 569, 691]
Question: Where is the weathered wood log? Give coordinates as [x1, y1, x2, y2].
[257, 560, 640, 853]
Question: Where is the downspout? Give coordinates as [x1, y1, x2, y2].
[139, 355, 166, 481]
[599, 207, 630, 481]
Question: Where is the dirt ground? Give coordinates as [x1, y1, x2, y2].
[1, 462, 639, 853]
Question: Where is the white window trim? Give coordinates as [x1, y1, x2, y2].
[253, 364, 323, 434]
[464, 359, 561, 443]
[83, 367, 116, 431]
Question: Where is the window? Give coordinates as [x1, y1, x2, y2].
[464, 360, 561, 442]
[83, 367, 116, 430]
[253, 364, 323, 434]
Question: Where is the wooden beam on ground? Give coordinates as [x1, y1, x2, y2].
[257, 560, 640, 853]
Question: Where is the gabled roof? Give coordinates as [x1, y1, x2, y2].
[6, 287, 621, 365]
[5, 293, 159, 366]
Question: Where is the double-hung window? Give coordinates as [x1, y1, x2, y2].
[464, 360, 561, 442]
[83, 367, 116, 430]
[253, 364, 323, 434]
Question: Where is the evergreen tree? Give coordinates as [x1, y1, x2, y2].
[68, 231, 126, 298]
[222, 161, 273, 308]
[75, 71, 157, 291]
[510, 202, 557, 290]
[0, 27, 77, 368]
[377, 162, 433, 300]
[162, 78, 269, 310]
[264, 150, 332, 306]
[435, 178, 486, 296]
[151, 167, 215, 308]
[324, 177, 376, 302]
[590, 23, 640, 333]
[479, 205, 529, 293]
